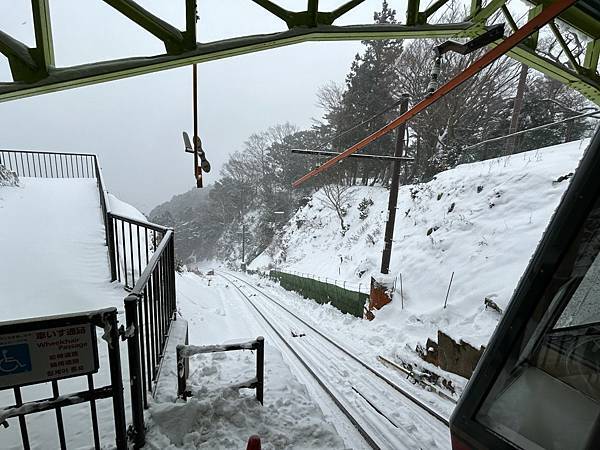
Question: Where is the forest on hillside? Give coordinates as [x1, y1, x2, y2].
[150, 1, 596, 265]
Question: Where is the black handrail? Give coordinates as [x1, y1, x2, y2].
[123, 229, 176, 448]
[0, 149, 97, 179]
[106, 213, 169, 289]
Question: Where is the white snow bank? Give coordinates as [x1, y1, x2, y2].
[0, 178, 124, 320]
[108, 192, 147, 222]
[250, 139, 589, 350]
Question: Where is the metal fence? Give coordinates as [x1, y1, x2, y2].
[0, 308, 127, 450]
[269, 270, 367, 318]
[0, 149, 97, 179]
[456, 111, 600, 166]
[106, 213, 169, 290]
[122, 228, 176, 447]
[176, 337, 264, 404]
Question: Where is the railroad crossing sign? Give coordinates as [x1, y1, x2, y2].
[0, 321, 98, 389]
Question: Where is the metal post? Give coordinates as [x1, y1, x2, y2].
[107, 214, 117, 281]
[124, 295, 146, 448]
[105, 310, 128, 450]
[256, 336, 264, 405]
[381, 94, 410, 274]
[176, 345, 189, 400]
[242, 224, 245, 265]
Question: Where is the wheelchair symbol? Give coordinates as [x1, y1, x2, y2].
[0, 350, 27, 373]
[0, 345, 31, 376]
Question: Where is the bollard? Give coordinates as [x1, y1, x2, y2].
[246, 435, 262, 450]
[176, 344, 189, 400]
[256, 336, 264, 405]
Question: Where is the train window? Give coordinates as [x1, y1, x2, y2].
[476, 201, 600, 450]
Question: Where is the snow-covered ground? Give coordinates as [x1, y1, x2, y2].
[0, 178, 124, 320]
[144, 272, 347, 449]
[0, 177, 129, 449]
[250, 140, 590, 351]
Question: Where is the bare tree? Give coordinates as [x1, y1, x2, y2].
[321, 183, 352, 234]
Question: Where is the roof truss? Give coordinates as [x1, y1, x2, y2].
[0, 0, 599, 104]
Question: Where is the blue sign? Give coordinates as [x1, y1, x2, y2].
[0, 343, 32, 376]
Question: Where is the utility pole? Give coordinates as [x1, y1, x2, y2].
[241, 223, 245, 266]
[380, 94, 410, 274]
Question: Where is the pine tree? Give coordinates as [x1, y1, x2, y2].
[326, 1, 404, 186]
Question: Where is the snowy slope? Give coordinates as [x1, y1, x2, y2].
[250, 140, 590, 349]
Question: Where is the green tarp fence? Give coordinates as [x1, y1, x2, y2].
[269, 270, 367, 318]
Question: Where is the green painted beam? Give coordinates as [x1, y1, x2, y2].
[102, 0, 186, 53]
[329, 0, 368, 23]
[31, 0, 55, 70]
[584, 39, 600, 73]
[0, 22, 473, 103]
[0, 30, 40, 82]
[528, 0, 600, 39]
[184, 0, 197, 48]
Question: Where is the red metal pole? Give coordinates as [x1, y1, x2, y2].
[292, 0, 577, 188]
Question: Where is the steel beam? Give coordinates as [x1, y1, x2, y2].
[31, 0, 55, 71]
[0, 30, 40, 82]
[0, 0, 599, 107]
[102, 0, 187, 53]
[0, 22, 472, 103]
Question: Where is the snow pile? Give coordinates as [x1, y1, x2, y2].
[146, 273, 347, 449]
[250, 140, 589, 348]
[0, 178, 124, 319]
[147, 347, 345, 450]
[0, 177, 146, 448]
[0, 164, 18, 186]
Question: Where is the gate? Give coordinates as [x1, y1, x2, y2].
[0, 308, 127, 449]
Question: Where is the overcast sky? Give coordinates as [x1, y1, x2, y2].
[0, 0, 404, 212]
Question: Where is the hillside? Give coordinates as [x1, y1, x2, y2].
[148, 185, 213, 261]
[249, 139, 590, 348]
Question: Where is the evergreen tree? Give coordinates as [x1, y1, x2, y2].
[325, 0, 404, 186]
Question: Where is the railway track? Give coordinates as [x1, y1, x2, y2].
[216, 270, 451, 450]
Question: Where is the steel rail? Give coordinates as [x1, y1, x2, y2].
[218, 270, 450, 427]
[215, 271, 381, 450]
[292, 0, 579, 187]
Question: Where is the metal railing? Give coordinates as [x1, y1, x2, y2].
[107, 213, 169, 289]
[2, 149, 178, 448]
[176, 337, 265, 404]
[0, 149, 97, 179]
[122, 228, 176, 447]
[0, 308, 127, 450]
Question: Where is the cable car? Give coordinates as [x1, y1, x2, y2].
[450, 126, 600, 449]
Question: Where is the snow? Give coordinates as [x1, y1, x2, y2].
[250, 140, 590, 351]
[0, 164, 18, 187]
[0, 178, 123, 320]
[0, 177, 142, 449]
[109, 192, 152, 223]
[145, 272, 347, 450]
